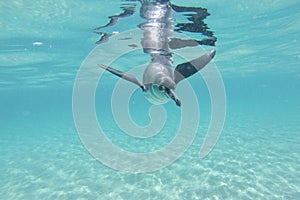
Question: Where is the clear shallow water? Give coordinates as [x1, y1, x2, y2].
[1, 0, 300, 199]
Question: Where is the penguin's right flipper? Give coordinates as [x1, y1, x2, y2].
[174, 49, 216, 84]
[99, 64, 146, 91]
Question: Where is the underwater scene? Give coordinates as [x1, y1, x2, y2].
[1, 0, 299, 199]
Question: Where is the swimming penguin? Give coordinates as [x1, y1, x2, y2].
[99, 49, 215, 107]
[98, 0, 216, 107]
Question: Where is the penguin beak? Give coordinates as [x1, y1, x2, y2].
[167, 89, 181, 107]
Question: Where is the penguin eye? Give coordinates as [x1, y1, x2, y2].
[158, 85, 165, 91]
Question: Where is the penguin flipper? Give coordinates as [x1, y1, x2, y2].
[174, 49, 216, 84]
[99, 64, 146, 91]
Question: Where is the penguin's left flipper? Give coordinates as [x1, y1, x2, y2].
[174, 49, 216, 84]
[98, 64, 146, 91]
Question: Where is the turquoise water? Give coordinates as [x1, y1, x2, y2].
[1, 0, 300, 199]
